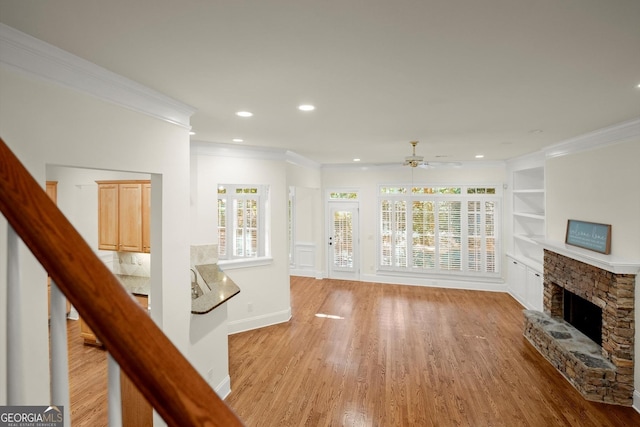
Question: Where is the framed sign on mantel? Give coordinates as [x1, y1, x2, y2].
[565, 219, 612, 254]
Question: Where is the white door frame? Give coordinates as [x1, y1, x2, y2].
[326, 200, 359, 280]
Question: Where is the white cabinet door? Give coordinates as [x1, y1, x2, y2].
[508, 257, 527, 304]
[526, 268, 543, 311]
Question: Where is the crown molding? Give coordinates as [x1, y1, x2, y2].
[322, 160, 505, 171]
[285, 150, 321, 170]
[0, 23, 195, 128]
[544, 117, 640, 159]
[191, 141, 288, 161]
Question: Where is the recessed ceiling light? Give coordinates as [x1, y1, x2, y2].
[236, 111, 253, 117]
[189, 131, 196, 136]
[353, 158, 361, 162]
[636, 83, 640, 89]
[232, 138, 244, 142]
[298, 104, 315, 111]
[475, 154, 484, 159]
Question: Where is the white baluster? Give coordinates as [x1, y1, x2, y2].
[49, 281, 71, 427]
[107, 353, 123, 427]
[6, 226, 23, 404]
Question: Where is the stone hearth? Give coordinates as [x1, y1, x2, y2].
[523, 248, 636, 406]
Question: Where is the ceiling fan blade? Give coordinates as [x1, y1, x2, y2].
[419, 161, 462, 169]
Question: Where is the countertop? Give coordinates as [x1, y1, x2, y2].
[191, 264, 241, 314]
[113, 267, 239, 314]
[115, 274, 150, 297]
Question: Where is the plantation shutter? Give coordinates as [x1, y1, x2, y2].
[438, 201, 461, 271]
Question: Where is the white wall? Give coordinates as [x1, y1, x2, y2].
[191, 144, 291, 334]
[546, 140, 640, 256]
[287, 162, 323, 277]
[545, 138, 640, 393]
[189, 305, 231, 398]
[0, 66, 192, 406]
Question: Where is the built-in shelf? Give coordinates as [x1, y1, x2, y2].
[513, 212, 545, 220]
[508, 162, 545, 310]
[511, 165, 545, 268]
[513, 189, 544, 194]
[514, 234, 545, 245]
[533, 238, 640, 275]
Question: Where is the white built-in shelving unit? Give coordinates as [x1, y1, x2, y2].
[512, 166, 545, 270]
[507, 161, 545, 310]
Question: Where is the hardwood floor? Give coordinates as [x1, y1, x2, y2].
[225, 277, 640, 427]
[67, 320, 108, 426]
[67, 276, 640, 426]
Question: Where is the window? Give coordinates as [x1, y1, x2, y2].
[379, 185, 500, 277]
[217, 185, 268, 260]
[329, 191, 358, 200]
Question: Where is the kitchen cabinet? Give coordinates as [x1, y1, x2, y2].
[80, 293, 148, 346]
[141, 182, 151, 253]
[78, 316, 101, 346]
[97, 180, 150, 253]
[46, 180, 57, 203]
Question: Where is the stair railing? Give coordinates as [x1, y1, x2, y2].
[0, 137, 244, 426]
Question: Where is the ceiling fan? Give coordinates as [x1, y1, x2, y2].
[402, 141, 461, 168]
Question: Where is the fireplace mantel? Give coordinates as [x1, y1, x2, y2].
[533, 238, 640, 275]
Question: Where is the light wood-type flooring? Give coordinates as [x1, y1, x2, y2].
[67, 276, 640, 426]
[67, 320, 108, 426]
[225, 277, 640, 427]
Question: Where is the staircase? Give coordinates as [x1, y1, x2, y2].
[0, 137, 244, 426]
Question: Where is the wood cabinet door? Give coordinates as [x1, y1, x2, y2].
[98, 183, 119, 250]
[45, 181, 58, 203]
[141, 183, 151, 253]
[118, 183, 143, 252]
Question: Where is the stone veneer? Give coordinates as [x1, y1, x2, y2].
[523, 249, 635, 406]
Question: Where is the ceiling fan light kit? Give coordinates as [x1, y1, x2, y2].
[402, 141, 462, 169]
[403, 141, 424, 168]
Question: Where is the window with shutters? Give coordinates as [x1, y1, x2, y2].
[217, 185, 267, 260]
[378, 185, 500, 277]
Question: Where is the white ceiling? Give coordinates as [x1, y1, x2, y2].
[1, 0, 639, 165]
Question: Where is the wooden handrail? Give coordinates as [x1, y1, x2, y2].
[0, 138, 244, 427]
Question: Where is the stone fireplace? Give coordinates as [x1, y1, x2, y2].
[523, 244, 637, 406]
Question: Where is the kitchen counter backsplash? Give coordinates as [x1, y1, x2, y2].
[190, 244, 218, 265]
[111, 252, 151, 277]
[116, 274, 150, 296]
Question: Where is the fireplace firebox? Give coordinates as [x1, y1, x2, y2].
[563, 288, 602, 346]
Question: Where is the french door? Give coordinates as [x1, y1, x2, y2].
[327, 202, 359, 280]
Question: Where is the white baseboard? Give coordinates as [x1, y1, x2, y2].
[214, 375, 231, 400]
[289, 268, 316, 278]
[360, 273, 507, 293]
[633, 389, 640, 414]
[289, 269, 325, 280]
[227, 308, 291, 335]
